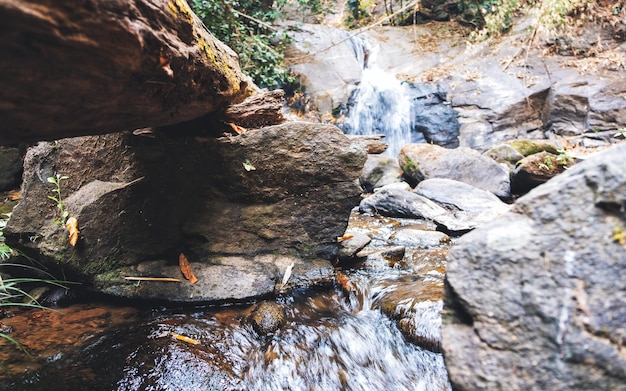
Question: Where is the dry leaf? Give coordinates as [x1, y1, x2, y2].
[337, 234, 354, 242]
[66, 216, 79, 246]
[278, 261, 295, 290]
[179, 253, 199, 284]
[228, 122, 247, 134]
[159, 56, 174, 77]
[170, 332, 200, 345]
[7, 190, 20, 201]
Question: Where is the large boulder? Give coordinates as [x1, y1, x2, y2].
[5, 122, 367, 303]
[0, 0, 255, 144]
[398, 143, 511, 199]
[443, 142, 626, 390]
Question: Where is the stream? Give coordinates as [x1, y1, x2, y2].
[0, 212, 451, 391]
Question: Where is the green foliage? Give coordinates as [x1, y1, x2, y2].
[0, 214, 13, 261]
[463, 0, 590, 40]
[555, 149, 575, 168]
[47, 173, 69, 225]
[345, 0, 375, 27]
[190, 0, 296, 89]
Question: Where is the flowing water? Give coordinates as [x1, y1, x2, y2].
[0, 284, 449, 390]
[341, 38, 416, 157]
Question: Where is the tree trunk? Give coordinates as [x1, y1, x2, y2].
[0, 0, 256, 145]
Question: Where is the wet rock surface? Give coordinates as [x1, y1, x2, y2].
[359, 179, 510, 234]
[248, 301, 286, 336]
[339, 211, 449, 354]
[443, 142, 626, 390]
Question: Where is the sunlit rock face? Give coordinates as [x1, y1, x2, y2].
[442, 142, 626, 390]
[5, 122, 367, 303]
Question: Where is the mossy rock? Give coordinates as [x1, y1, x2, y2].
[505, 139, 559, 157]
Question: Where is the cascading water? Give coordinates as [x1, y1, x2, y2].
[342, 37, 416, 157]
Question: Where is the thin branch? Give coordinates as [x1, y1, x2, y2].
[231, 9, 278, 32]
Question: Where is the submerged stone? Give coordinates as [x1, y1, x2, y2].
[248, 301, 286, 336]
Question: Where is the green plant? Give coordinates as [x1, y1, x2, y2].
[0, 214, 74, 364]
[556, 149, 575, 168]
[0, 214, 13, 261]
[190, 0, 297, 89]
[47, 174, 69, 225]
[538, 155, 553, 170]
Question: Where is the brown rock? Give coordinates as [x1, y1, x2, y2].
[0, 0, 254, 144]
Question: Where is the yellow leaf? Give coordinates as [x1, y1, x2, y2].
[170, 332, 200, 345]
[66, 216, 79, 246]
[337, 234, 354, 242]
[179, 253, 199, 284]
[228, 122, 247, 134]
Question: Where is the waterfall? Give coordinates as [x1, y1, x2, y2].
[342, 37, 415, 157]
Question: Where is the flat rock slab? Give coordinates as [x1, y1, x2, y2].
[98, 256, 334, 303]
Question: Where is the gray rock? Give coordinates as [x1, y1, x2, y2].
[484, 139, 561, 170]
[483, 143, 525, 169]
[388, 228, 449, 248]
[443, 142, 626, 390]
[409, 84, 460, 148]
[380, 246, 406, 263]
[285, 23, 364, 113]
[399, 143, 511, 199]
[414, 178, 510, 216]
[338, 233, 372, 260]
[0, 146, 22, 191]
[360, 181, 509, 234]
[359, 185, 448, 220]
[359, 155, 403, 193]
[5, 122, 365, 303]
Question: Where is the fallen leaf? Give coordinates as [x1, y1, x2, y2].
[66, 216, 79, 246]
[335, 271, 356, 295]
[278, 261, 295, 290]
[228, 122, 247, 134]
[7, 190, 20, 201]
[179, 253, 199, 284]
[162, 63, 174, 78]
[337, 234, 354, 242]
[170, 332, 200, 345]
[124, 276, 182, 283]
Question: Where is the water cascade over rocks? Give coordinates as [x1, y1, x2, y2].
[340, 36, 460, 155]
[341, 38, 416, 157]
